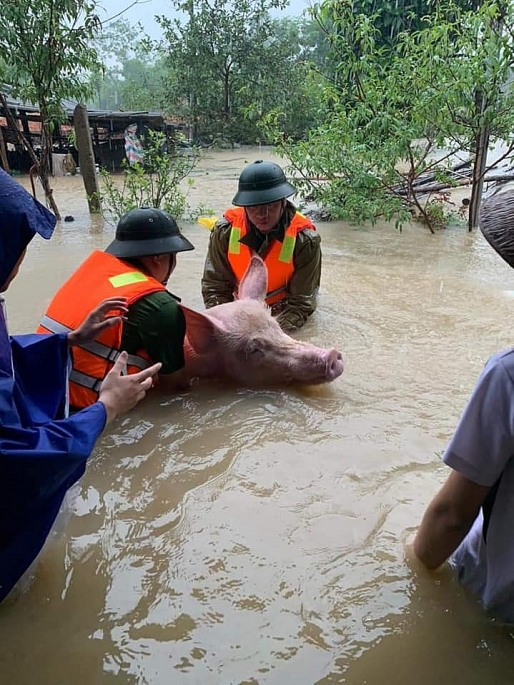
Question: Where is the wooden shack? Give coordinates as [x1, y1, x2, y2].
[0, 85, 185, 174]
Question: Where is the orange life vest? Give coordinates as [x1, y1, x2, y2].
[37, 250, 166, 409]
[224, 207, 316, 305]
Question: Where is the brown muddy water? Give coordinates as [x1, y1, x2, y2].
[1, 147, 514, 684]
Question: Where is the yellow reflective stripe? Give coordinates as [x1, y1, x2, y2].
[109, 271, 148, 288]
[278, 234, 296, 263]
[228, 226, 241, 255]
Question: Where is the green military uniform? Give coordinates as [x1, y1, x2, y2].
[201, 202, 322, 331]
[121, 291, 186, 375]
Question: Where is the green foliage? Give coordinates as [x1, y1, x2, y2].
[186, 202, 217, 222]
[0, 0, 104, 216]
[315, 0, 476, 50]
[67, 128, 77, 150]
[157, 1, 321, 144]
[89, 19, 165, 111]
[1, 0, 101, 118]
[98, 130, 201, 222]
[420, 192, 463, 230]
[264, 0, 514, 231]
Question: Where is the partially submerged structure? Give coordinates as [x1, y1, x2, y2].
[0, 86, 186, 174]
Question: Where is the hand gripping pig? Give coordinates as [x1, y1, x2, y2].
[181, 255, 343, 386]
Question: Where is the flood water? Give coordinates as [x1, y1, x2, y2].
[1, 147, 514, 684]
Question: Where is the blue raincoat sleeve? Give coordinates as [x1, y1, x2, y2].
[0, 316, 107, 602]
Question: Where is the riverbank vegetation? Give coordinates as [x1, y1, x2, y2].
[2, 0, 514, 230]
[98, 130, 201, 222]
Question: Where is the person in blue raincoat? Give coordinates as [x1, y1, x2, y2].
[0, 169, 162, 603]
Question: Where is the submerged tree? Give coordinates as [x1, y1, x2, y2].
[0, 0, 103, 218]
[265, 0, 514, 231]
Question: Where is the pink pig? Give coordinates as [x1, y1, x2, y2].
[180, 255, 343, 386]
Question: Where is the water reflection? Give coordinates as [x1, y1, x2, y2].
[1, 148, 514, 684]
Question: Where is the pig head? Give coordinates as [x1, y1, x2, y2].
[181, 255, 343, 386]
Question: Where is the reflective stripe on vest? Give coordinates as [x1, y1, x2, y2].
[109, 271, 149, 288]
[40, 314, 151, 371]
[228, 227, 242, 255]
[266, 285, 288, 300]
[225, 208, 316, 305]
[36, 250, 165, 408]
[70, 368, 103, 393]
[228, 226, 297, 265]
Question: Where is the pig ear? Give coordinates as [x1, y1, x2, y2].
[180, 305, 224, 355]
[238, 254, 268, 301]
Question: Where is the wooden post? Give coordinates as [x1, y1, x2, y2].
[0, 125, 10, 173]
[73, 103, 101, 213]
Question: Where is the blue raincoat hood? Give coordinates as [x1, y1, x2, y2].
[0, 169, 56, 287]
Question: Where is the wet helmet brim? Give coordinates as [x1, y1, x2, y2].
[105, 232, 194, 259]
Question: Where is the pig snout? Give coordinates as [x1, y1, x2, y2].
[321, 348, 344, 381]
[291, 346, 344, 385]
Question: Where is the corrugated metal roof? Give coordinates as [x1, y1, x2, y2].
[1, 84, 163, 119]
[1, 85, 40, 113]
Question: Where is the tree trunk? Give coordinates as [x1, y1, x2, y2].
[467, 6, 506, 230]
[0, 94, 60, 216]
[468, 95, 490, 232]
[39, 114, 61, 219]
[0, 94, 39, 169]
[224, 71, 230, 116]
[73, 103, 101, 213]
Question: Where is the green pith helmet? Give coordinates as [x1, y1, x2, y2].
[232, 160, 296, 207]
[105, 207, 194, 259]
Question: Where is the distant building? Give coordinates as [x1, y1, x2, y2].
[0, 85, 187, 174]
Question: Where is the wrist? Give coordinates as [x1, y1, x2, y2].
[97, 396, 117, 426]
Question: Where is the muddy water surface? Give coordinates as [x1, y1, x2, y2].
[1, 148, 514, 684]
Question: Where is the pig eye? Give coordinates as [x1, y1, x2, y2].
[246, 339, 265, 357]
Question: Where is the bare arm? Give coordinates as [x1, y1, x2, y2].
[412, 355, 514, 570]
[413, 470, 490, 570]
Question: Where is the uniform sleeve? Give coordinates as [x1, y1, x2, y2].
[0, 402, 107, 602]
[442, 354, 514, 487]
[123, 293, 186, 375]
[201, 221, 237, 308]
[273, 228, 322, 331]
